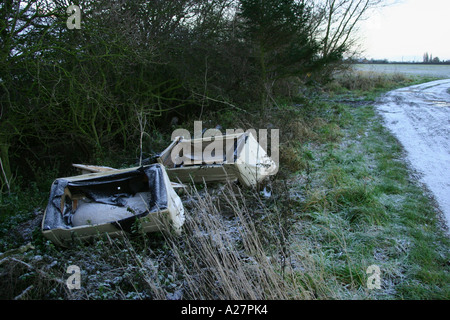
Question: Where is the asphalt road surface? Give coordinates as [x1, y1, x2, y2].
[376, 79, 450, 231]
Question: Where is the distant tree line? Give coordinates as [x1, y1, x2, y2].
[422, 52, 449, 64]
[0, 0, 383, 192]
[355, 55, 450, 65]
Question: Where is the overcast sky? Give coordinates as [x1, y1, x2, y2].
[357, 0, 450, 62]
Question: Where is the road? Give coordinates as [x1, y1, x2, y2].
[376, 79, 450, 231]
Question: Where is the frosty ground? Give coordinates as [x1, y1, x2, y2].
[376, 79, 450, 230]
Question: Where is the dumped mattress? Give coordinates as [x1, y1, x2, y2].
[41, 164, 184, 246]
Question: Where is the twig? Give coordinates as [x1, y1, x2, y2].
[199, 56, 208, 120]
[0, 156, 11, 193]
[135, 108, 148, 166]
[0, 242, 34, 260]
[0, 256, 34, 269]
[14, 285, 34, 300]
[191, 92, 252, 115]
[0, 256, 66, 286]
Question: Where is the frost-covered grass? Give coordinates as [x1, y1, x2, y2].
[288, 101, 450, 299]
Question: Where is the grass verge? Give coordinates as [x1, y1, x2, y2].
[288, 99, 449, 299]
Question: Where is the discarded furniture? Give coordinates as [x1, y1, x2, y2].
[157, 132, 277, 187]
[41, 164, 184, 246]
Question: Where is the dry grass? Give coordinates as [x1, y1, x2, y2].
[331, 71, 410, 92]
[139, 182, 314, 300]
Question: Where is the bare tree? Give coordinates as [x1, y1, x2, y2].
[308, 0, 389, 59]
